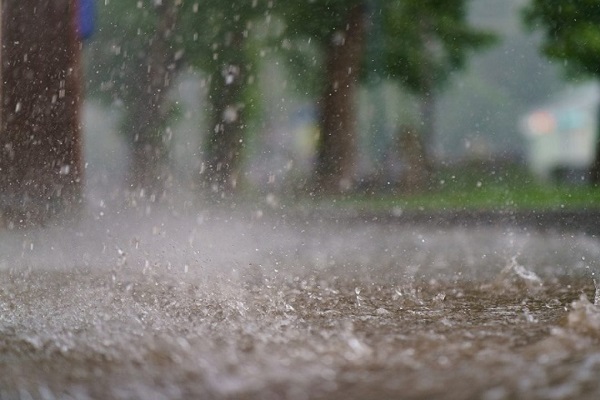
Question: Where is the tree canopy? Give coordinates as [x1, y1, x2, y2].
[275, 0, 364, 44]
[383, 0, 496, 95]
[523, 0, 600, 79]
[84, 0, 499, 196]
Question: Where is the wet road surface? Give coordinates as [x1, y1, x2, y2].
[1, 208, 600, 399]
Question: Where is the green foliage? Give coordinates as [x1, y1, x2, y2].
[269, 0, 364, 97]
[523, 0, 600, 79]
[274, 0, 364, 45]
[382, 0, 496, 95]
[177, 0, 271, 70]
[89, 0, 496, 122]
[86, 1, 168, 105]
[270, 0, 496, 115]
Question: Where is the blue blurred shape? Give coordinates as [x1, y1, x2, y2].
[78, 0, 95, 40]
[557, 109, 585, 132]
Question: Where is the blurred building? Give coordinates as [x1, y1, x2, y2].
[520, 83, 599, 183]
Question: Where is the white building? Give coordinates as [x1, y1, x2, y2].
[521, 84, 599, 181]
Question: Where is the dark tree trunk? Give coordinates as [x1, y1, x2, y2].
[313, 4, 366, 194]
[398, 125, 429, 193]
[125, 2, 179, 199]
[417, 89, 435, 179]
[0, 0, 83, 226]
[589, 101, 600, 185]
[397, 92, 434, 194]
[419, 92, 435, 164]
[202, 31, 247, 198]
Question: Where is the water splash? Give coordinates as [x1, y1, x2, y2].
[498, 256, 543, 289]
[512, 264, 542, 285]
[567, 294, 600, 336]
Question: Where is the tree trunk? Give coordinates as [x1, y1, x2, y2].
[589, 101, 600, 185]
[313, 4, 366, 194]
[417, 16, 437, 177]
[202, 31, 247, 198]
[398, 125, 428, 193]
[420, 93, 434, 160]
[418, 89, 435, 174]
[397, 92, 434, 193]
[404, 18, 437, 191]
[0, 0, 83, 226]
[125, 1, 179, 199]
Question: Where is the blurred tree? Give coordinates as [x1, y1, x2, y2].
[274, 0, 492, 194]
[126, 1, 181, 198]
[87, 0, 182, 198]
[88, 0, 271, 200]
[523, 1, 600, 184]
[0, 0, 83, 226]
[383, 0, 495, 180]
[178, 0, 271, 198]
[275, 0, 367, 194]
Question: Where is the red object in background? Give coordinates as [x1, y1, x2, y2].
[526, 110, 556, 136]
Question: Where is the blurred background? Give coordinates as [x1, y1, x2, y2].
[3, 0, 600, 223]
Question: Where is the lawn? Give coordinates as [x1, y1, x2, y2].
[311, 162, 600, 213]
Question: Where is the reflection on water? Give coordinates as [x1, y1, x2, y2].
[1, 209, 600, 399]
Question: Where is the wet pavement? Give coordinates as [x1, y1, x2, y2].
[1, 208, 600, 399]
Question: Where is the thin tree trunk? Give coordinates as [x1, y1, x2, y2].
[404, 17, 437, 191]
[399, 125, 428, 193]
[589, 101, 600, 185]
[126, 1, 179, 199]
[398, 92, 433, 193]
[418, 89, 435, 173]
[0, 0, 82, 226]
[202, 31, 247, 198]
[313, 4, 366, 194]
